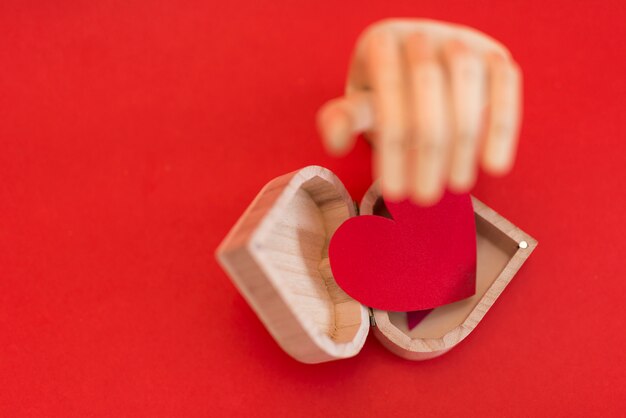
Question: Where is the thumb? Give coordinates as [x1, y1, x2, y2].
[316, 92, 374, 156]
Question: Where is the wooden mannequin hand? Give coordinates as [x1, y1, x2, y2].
[317, 19, 522, 204]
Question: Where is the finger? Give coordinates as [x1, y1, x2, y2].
[444, 40, 486, 192]
[405, 33, 449, 205]
[482, 53, 522, 175]
[367, 30, 409, 200]
[316, 92, 374, 156]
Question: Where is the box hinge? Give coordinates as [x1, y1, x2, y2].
[368, 308, 376, 327]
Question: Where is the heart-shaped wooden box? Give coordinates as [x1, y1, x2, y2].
[216, 166, 536, 363]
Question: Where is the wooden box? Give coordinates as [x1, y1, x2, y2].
[216, 166, 537, 363]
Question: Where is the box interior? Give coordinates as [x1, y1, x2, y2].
[268, 175, 365, 344]
[373, 198, 519, 339]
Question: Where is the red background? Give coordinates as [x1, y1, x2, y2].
[1, 1, 625, 417]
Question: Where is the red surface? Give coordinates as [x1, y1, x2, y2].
[330, 193, 476, 311]
[1, 1, 625, 417]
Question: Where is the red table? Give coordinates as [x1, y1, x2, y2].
[1, 1, 625, 416]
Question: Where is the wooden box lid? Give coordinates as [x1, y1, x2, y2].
[216, 166, 537, 363]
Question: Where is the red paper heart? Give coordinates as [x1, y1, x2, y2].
[407, 309, 433, 330]
[329, 192, 476, 312]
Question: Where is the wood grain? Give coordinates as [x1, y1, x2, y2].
[216, 166, 370, 364]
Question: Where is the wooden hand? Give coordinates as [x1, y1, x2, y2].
[317, 19, 522, 204]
